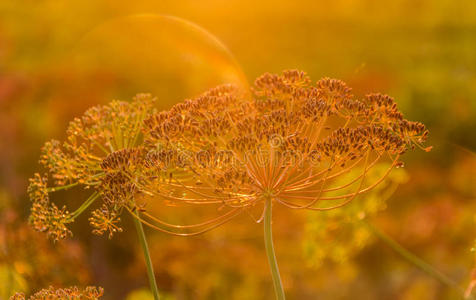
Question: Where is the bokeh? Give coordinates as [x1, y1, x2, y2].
[0, 1, 475, 299]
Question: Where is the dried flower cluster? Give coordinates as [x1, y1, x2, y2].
[28, 94, 156, 241]
[133, 70, 429, 234]
[28, 174, 72, 241]
[28, 70, 429, 240]
[10, 286, 103, 300]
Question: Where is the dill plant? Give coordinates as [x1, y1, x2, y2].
[28, 70, 430, 299]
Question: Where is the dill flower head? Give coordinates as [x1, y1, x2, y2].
[40, 93, 155, 186]
[28, 173, 72, 241]
[10, 286, 103, 300]
[138, 70, 430, 233]
[28, 94, 156, 241]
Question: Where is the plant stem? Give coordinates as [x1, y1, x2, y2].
[264, 197, 286, 300]
[47, 182, 79, 192]
[69, 192, 100, 221]
[134, 214, 160, 300]
[365, 219, 469, 299]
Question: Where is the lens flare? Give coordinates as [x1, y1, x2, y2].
[64, 14, 248, 109]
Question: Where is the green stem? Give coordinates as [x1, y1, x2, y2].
[47, 182, 79, 192]
[68, 192, 99, 222]
[365, 219, 469, 299]
[133, 214, 160, 300]
[6, 265, 13, 299]
[264, 197, 286, 300]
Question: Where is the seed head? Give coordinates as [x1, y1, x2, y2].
[137, 70, 430, 233]
[10, 286, 104, 300]
[89, 205, 123, 239]
[29, 94, 156, 240]
[27, 174, 72, 242]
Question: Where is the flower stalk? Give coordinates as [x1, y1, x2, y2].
[69, 192, 100, 221]
[365, 219, 470, 299]
[134, 214, 160, 300]
[264, 196, 285, 300]
[26, 70, 432, 299]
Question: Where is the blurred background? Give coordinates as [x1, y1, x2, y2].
[0, 0, 475, 299]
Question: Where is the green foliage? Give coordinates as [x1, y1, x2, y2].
[0, 264, 28, 300]
[303, 163, 409, 267]
[126, 289, 175, 300]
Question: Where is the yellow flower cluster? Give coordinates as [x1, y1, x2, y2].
[10, 286, 103, 300]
